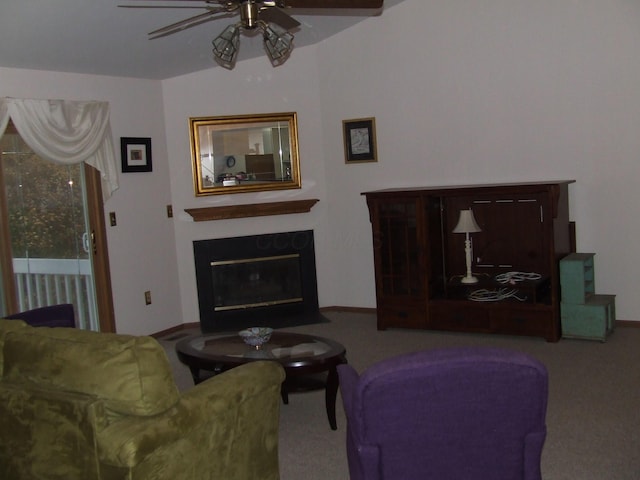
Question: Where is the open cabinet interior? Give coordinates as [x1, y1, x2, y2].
[437, 193, 552, 304]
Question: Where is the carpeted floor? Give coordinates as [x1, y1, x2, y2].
[159, 311, 640, 480]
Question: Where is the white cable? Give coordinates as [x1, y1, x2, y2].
[494, 271, 541, 285]
[467, 288, 528, 302]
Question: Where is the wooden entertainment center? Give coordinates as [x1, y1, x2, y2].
[363, 181, 575, 342]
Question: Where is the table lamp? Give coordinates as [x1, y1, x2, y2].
[452, 208, 482, 284]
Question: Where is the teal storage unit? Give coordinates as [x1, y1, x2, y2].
[560, 253, 595, 304]
[561, 294, 615, 341]
[560, 253, 615, 342]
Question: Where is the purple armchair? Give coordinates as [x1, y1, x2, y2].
[6, 304, 76, 328]
[338, 347, 548, 480]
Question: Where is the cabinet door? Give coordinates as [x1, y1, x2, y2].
[491, 306, 556, 340]
[374, 198, 424, 299]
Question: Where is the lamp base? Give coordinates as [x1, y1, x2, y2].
[461, 275, 479, 284]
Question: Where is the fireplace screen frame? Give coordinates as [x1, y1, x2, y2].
[194, 230, 319, 332]
[211, 253, 303, 311]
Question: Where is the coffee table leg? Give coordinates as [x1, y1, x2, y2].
[189, 366, 201, 385]
[325, 363, 344, 431]
[281, 386, 289, 405]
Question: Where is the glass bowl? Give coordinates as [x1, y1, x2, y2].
[238, 327, 273, 349]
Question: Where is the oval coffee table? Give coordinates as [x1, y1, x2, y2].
[175, 331, 347, 430]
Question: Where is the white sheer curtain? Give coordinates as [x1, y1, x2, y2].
[0, 97, 119, 199]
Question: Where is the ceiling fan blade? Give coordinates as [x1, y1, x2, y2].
[260, 7, 301, 31]
[119, 5, 212, 9]
[279, 0, 383, 8]
[120, 0, 228, 4]
[148, 8, 232, 38]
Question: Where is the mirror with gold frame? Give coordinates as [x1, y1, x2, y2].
[189, 112, 301, 196]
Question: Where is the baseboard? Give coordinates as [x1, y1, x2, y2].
[616, 320, 640, 328]
[150, 308, 638, 338]
[319, 306, 377, 314]
[322, 308, 640, 327]
[151, 322, 199, 339]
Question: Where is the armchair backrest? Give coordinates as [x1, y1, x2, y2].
[2, 325, 180, 416]
[338, 347, 548, 480]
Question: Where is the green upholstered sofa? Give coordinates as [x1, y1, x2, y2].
[0, 319, 285, 480]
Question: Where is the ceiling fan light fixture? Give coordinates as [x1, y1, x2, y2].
[212, 23, 241, 69]
[122, 0, 384, 71]
[239, 0, 260, 29]
[263, 23, 294, 66]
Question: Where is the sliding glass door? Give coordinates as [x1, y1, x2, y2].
[0, 125, 112, 331]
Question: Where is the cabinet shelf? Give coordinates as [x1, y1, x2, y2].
[441, 276, 552, 305]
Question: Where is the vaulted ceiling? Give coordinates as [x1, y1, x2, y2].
[0, 0, 405, 80]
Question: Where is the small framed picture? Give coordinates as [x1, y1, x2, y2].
[343, 117, 377, 163]
[121, 137, 152, 173]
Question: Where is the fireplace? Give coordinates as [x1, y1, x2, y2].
[193, 230, 321, 332]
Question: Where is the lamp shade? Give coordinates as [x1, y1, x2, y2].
[452, 209, 481, 234]
[212, 24, 241, 69]
[263, 23, 294, 66]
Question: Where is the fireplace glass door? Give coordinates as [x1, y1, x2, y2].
[211, 253, 303, 311]
[194, 230, 319, 332]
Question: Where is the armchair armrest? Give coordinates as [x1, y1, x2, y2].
[337, 364, 360, 424]
[97, 361, 285, 480]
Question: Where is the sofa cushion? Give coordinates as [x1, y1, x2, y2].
[2, 327, 180, 416]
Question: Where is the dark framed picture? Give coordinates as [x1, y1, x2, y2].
[343, 117, 377, 163]
[121, 137, 152, 173]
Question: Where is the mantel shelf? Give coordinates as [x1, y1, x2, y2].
[185, 199, 319, 222]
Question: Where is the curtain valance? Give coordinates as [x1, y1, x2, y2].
[0, 97, 119, 199]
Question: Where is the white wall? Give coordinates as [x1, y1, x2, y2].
[316, 0, 640, 320]
[0, 67, 181, 335]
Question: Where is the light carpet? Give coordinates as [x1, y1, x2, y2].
[159, 311, 640, 480]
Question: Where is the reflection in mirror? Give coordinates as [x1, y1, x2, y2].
[189, 112, 301, 196]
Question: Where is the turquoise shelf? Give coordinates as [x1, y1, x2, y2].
[560, 253, 615, 342]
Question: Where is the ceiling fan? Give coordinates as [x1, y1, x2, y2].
[119, 0, 384, 69]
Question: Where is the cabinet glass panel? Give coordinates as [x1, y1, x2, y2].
[378, 201, 422, 296]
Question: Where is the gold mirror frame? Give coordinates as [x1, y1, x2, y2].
[189, 112, 301, 196]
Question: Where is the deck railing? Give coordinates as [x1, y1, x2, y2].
[12, 258, 98, 330]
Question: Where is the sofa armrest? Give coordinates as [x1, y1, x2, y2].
[97, 361, 285, 480]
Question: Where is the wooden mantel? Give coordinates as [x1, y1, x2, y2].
[185, 199, 319, 222]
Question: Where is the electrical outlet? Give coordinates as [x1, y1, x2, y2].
[144, 291, 152, 305]
[166, 205, 173, 218]
[109, 212, 117, 226]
